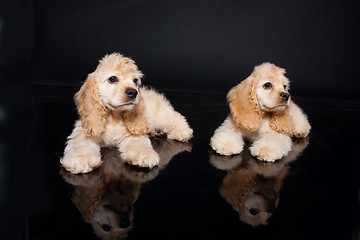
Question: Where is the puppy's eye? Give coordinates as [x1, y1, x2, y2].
[263, 82, 272, 90]
[284, 85, 287, 90]
[108, 76, 118, 84]
[249, 208, 259, 216]
[133, 78, 138, 84]
[101, 224, 112, 232]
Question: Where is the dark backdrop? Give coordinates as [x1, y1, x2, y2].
[0, 1, 360, 239]
[2, 0, 360, 99]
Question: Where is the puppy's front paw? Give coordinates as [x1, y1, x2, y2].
[250, 136, 292, 162]
[250, 145, 283, 162]
[210, 135, 244, 156]
[292, 128, 310, 138]
[167, 126, 194, 142]
[60, 154, 102, 174]
[123, 148, 160, 169]
[292, 122, 311, 138]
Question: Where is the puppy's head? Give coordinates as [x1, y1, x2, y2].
[228, 63, 292, 133]
[252, 63, 290, 112]
[75, 53, 148, 136]
[95, 53, 143, 111]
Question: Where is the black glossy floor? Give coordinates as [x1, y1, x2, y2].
[28, 85, 359, 240]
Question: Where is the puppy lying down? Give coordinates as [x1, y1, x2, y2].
[210, 62, 310, 161]
[61, 53, 193, 174]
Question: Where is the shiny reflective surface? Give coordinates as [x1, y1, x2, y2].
[210, 138, 308, 227]
[61, 139, 191, 239]
[29, 85, 359, 240]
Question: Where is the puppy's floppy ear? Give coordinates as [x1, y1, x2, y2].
[72, 181, 104, 224]
[122, 92, 149, 135]
[227, 77, 263, 131]
[220, 167, 256, 212]
[269, 108, 293, 134]
[75, 72, 108, 137]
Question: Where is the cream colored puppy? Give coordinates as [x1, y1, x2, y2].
[210, 63, 310, 161]
[61, 53, 193, 174]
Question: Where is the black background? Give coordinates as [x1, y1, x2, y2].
[1, 1, 360, 239]
[1, 0, 360, 98]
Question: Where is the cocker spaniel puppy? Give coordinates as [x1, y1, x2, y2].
[61, 53, 193, 173]
[210, 62, 310, 161]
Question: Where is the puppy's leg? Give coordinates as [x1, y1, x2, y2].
[60, 121, 102, 174]
[119, 135, 160, 168]
[210, 116, 244, 156]
[163, 110, 193, 142]
[289, 101, 311, 138]
[142, 89, 193, 142]
[250, 132, 292, 162]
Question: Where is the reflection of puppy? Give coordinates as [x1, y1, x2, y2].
[62, 138, 191, 239]
[220, 163, 287, 227]
[210, 63, 310, 161]
[211, 138, 308, 226]
[61, 53, 193, 174]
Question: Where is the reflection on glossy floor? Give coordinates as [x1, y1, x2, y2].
[210, 138, 308, 227]
[61, 139, 191, 239]
[30, 85, 359, 240]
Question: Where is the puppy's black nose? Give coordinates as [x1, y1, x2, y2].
[125, 88, 138, 99]
[280, 92, 289, 101]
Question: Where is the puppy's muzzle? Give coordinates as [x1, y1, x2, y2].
[280, 92, 290, 102]
[125, 88, 138, 99]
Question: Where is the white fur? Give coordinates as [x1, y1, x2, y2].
[210, 116, 244, 156]
[211, 116, 293, 160]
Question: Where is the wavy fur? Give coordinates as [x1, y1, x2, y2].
[61, 53, 193, 173]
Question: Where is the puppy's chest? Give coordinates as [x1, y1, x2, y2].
[101, 119, 129, 145]
[258, 117, 274, 132]
[242, 117, 273, 139]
